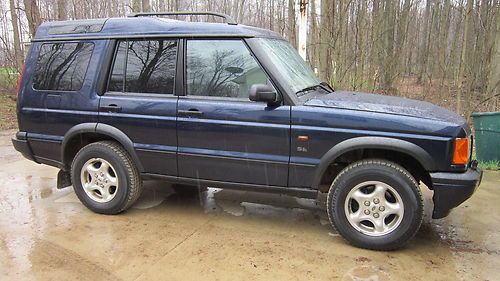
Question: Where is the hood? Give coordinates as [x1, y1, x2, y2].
[304, 91, 465, 124]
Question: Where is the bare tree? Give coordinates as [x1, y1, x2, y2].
[287, 0, 296, 48]
[57, 0, 67, 20]
[9, 0, 22, 68]
[23, 0, 41, 37]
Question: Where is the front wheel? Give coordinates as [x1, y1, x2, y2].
[327, 159, 423, 250]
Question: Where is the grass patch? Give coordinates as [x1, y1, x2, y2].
[0, 93, 17, 130]
[472, 149, 500, 170]
[478, 160, 500, 171]
[0, 67, 18, 91]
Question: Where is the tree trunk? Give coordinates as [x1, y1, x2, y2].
[132, 0, 142, 12]
[382, 0, 396, 91]
[486, 2, 500, 111]
[142, 0, 150, 12]
[23, 0, 41, 37]
[9, 0, 23, 68]
[309, 0, 320, 71]
[287, 0, 297, 48]
[57, 0, 67, 20]
[457, 0, 475, 115]
[417, 0, 432, 84]
[319, 0, 333, 81]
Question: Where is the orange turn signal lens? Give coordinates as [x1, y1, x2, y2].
[452, 138, 470, 165]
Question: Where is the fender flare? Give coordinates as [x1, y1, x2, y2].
[61, 123, 144, 172]
[311, 136, 435, 189]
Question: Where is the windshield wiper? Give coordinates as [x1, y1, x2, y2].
[320, 82, 334, 92]
[296, 83, 331, 97]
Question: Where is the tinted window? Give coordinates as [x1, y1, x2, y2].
[108, 40, 177, 94]
[33, 42, 94, 91]
[186, 40, 269, 98]
[108, 42, 126, 92]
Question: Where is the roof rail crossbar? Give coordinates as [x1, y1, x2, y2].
[128, 11, 238, 25]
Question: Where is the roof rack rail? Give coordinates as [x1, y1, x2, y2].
[127, 11, 238, 25]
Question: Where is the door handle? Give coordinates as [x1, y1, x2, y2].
[178, 109, 203, 117]
[99, 104, 122, 112]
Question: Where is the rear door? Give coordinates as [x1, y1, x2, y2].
[98, 39, 179, 176]
[177, 39, 291, 186]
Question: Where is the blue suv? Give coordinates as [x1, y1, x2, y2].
[12, 12, 482, 250]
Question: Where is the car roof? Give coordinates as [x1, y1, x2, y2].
[33, 17, 283, 42]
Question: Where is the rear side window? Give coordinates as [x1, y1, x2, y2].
[33, 42, 94, 91]
[108, 39, 177, 94]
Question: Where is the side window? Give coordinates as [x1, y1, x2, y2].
[186, 40, 269, 99]
[33, 42, 94, 91]
[108, 42, 126, 92]
[108, 39, 177, 94]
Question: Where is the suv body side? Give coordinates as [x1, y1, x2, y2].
[13, 17, 482, 222]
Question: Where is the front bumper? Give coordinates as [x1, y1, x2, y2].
[430, 161, 483, 219]
[11, 132, 37, 162]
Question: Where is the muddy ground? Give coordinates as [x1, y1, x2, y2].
[0, 129, 499, 280]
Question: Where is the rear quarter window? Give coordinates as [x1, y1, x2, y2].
[32, 42, 94, 91]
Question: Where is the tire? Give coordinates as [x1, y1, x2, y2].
[71, 141, 142, 214]
[327, 159, 423, 250]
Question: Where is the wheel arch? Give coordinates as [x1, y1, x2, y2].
[312, 137, 434, 191]
[61, 123, 144, 172]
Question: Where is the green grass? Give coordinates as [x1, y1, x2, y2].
[478, 160, 500, 171]
[0, 67, 18, 90]
[471, 147, 499, 171]
[0, 66, 17, 73]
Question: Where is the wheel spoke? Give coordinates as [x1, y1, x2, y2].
[98, 161, 110, 174]
[105, 172, 117, 185]
[85, 163, 99, 175]
[83, 181, 96, 192]
[349, 211, 364, 223]
[372, 184, 387, 199]
[351, 189, 372, 203]
[385, 201, 403, 216]
[371, 217, 386, 233]
[100, 186, 110, 201]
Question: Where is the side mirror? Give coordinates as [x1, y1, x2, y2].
[249, 84, 278, 105]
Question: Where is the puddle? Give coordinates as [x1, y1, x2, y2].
[133, 182, 174, 209]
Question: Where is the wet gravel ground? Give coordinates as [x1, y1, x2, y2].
[1, 129, 499, 280]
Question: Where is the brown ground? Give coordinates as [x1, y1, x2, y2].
[0, 129, 499, 280]
[0, 94, 17, 130]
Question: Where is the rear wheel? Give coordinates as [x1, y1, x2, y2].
[327, 159, 423, 250]
[71, 141, 142, 214]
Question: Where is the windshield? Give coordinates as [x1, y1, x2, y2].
[256, 38, 321, 95]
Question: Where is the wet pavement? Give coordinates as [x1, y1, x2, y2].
[0, 129, 499, 280]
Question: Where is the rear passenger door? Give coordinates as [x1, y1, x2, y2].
[177, 39, 290, 186]
[98, 39, 179, 176]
